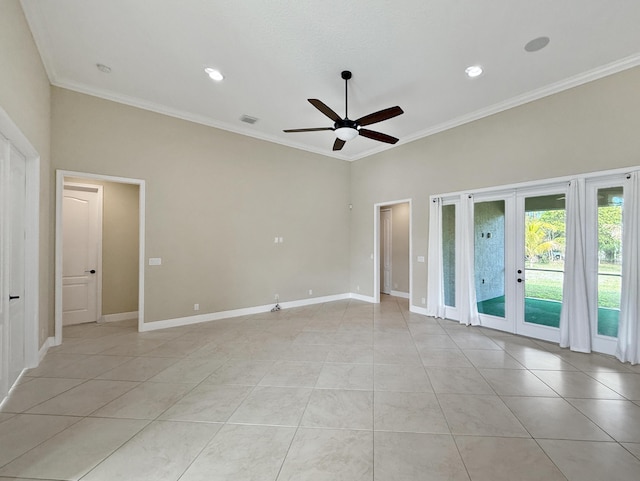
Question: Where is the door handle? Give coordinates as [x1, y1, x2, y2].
[9, 295, 20, 300]
[85, 269, 96, 274]
[517, 278, 524, 283]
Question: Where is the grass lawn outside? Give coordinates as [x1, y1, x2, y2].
[477, 261, 621, 337]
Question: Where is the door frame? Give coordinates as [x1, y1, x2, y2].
[62, 182, 104, 326]
[0, 107, 40, 399]
[55, 170, 146, 344]
[373, 199, 412, 304]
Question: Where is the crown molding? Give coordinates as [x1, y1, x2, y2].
[396, 54, 640, 154]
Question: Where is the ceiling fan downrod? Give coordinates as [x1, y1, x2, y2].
[342, 70, 352, 119]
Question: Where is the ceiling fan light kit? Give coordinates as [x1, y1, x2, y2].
[284, 70, 403, 151]
[335, 127, 359, 141]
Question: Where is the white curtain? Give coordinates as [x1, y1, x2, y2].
[616, 172, 640, 364]
[559, 178, 592, 352]
[426, 197, 445, 318]
[459, 194, 480, 326]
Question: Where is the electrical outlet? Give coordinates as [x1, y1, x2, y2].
[357, 285, 360, 292]
[275, 294, 279, 301]
[421, 297, 426, 305]
[279, 237, 284, 243]
[194, 303, 199, 311]
[308, 289, 313, 295]
[274, 237, 279, 243]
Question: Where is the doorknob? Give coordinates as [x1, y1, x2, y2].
[9, 295, 20, 300]
[85, 269, 96, 274]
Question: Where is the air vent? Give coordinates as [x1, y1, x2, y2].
[240, 115, 259, 124]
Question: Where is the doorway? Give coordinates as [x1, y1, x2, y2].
[374, 200, 412, 303]
[55, 171, 146, 343]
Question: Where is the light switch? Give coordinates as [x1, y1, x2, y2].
[417, 256, 425, 263]
[149, 257, 162, 266]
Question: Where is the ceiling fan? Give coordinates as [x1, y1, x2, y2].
[284, 70, 404, 151]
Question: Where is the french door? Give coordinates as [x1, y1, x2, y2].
[445, 184, 568, 343]
[586, 178, 624, 355]
[439, 172, 628, 354]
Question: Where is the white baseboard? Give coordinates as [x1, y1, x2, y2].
[349, 293, 376, 303]
[38, 336, 56, 362]
[390, 290, 410, 299]
[140, 293, 354, 332]
[100, 311, 138, 323]
[410, 305, 428, 316]
[139, 292, 427, 332]
[2, 338, 56, 406]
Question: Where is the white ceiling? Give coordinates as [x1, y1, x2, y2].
[21, 0, 640, 161]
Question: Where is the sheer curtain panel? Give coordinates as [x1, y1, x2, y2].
[459, 194, 480, 326]
[616, 171, 640, 364]
[559, 179, 592, 353]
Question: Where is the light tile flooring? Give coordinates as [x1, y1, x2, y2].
[2, 296, 640, 480]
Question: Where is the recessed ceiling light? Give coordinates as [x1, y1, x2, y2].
[525, 36, 550, 53]
[465, 65, 483, 78]
[96, 63, 111, 73]
[204, 67, 224, 81]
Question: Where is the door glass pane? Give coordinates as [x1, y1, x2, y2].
[597, 187, 623, 337]
[524, 195, 565, 328]
[475, 201, 505, 317]
[442, 204, 456, 307]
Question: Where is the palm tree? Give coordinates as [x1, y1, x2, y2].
[525, 218, 561, 267]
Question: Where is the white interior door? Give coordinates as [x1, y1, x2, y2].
[0, 144, 28, 390]
[63, 184, 102, 326]
[380, 209, 392, 295]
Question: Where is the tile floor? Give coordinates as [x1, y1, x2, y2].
[2, 296, 640, 480]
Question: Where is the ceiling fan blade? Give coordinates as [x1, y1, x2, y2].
[359, 128, 399, 144]
[309, 99, 341, 122]
[356, 106, 404, 127]
[333, 138, 346, 151]
[283, 127, 333, 133]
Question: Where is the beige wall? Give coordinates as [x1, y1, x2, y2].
[350, 66, 640, 308]
[66, 178, 139, 316]
[0, 0, 52, 345]
[52, 88, 351, 323]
